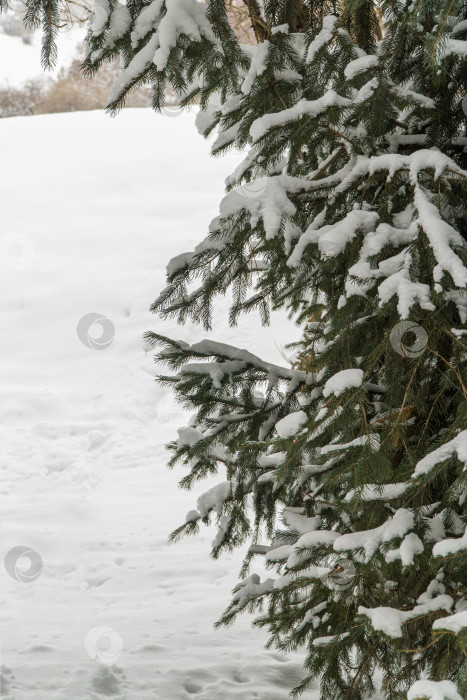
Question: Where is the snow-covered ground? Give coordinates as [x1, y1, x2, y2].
[0, 109, 316, 699]
[0, 29, 83, 86]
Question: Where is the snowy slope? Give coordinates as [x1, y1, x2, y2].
[0, 29, 83, 86]
[0, 109, 317, 699]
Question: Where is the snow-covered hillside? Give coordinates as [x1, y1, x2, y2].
[0, 30, 82, 86]
[0, 110, 316, 699]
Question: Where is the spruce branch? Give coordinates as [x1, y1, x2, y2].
[240, 0, 268, 42]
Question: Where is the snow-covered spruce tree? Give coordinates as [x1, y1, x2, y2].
[74, 1, 467, 697]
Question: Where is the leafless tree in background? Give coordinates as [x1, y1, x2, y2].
[0, 0, 257, 117]
[1, 0, 257, 39]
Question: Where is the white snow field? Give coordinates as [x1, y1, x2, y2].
[0, 110, 318, 699]
[0, 30, 83, 86]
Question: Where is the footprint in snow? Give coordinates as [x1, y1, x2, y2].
[89, 665, 126, 698]
[138, 644, 165, 653]
[1, 665, 17, 698]
[86, 575, 112, 588]
[87, 431, 107, 451]
[183, 680, 203, 694]
[233, 670, 250, 683]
